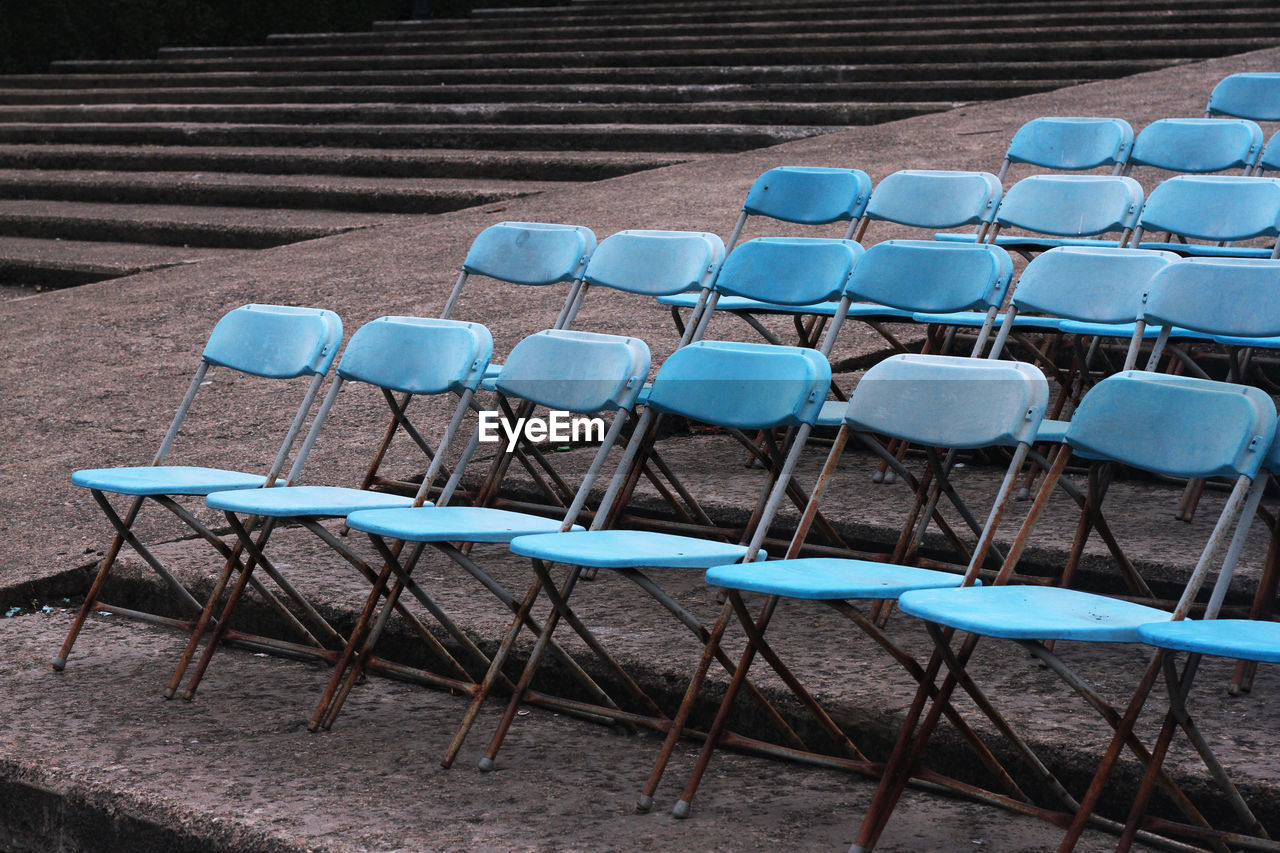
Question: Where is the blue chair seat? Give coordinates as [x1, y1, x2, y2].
[898, 586, 1171, 642]
[1214, 333, 1280, 349]
[911, 311, 1061, 330]
[480, 362, 504, 391]
[510, 529, 759, 569]
[206, 486, 416, 518]
[1034, 419, 1070, 444]
[1137, 619, 1280, 663]
[1135, 242, 1275, 259]
[933, 234, 1120, 251]
[1054, 320, 1198, 339]
[815, 399, 849, 428]
[706, 557, 969, 600]
[71, 466, 273, 496]
[345, 506, 579, 543]
[657, 293, 912, 321]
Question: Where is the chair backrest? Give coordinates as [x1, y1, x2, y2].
[1136, 175, 1280, 243]
[1001, 117, 1134, 178]
[583, 229, 725, 297]
[844, 354, 1048, 450]
[1206, 73, 1280, 122]
[1129, 118, 1263, 175]
[1066, 371, 1276, 480]
[740, 166, 873, 226]
[336, 317, 493, 396]
[861, 170, 1002, 230]
[1257, 131, 1280, 176]
[712, 237, 863, 306]
[495, 329, 650, 414]
[1010, 246, 1179, 324]
[643, 340, 831, 429]
[461, 221, 596, 286]
[202, 304, 343, 379]
[994, 175, 1144, 238]
[1143, 258, 1280, 340]
[844, 240, 1013, 314]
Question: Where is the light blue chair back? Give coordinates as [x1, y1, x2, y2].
[1207, 73, 1280, 122]
[495, 329, 650, 414]
[1259, 131, 1280, 176]
[863, 170, 1003, 229]
[462, 222, 596, 286]
[644, 341, 831, 429]
[1137, 175, 1280, 243]
[584, 229, 725, 297]
[202, 304, 343, 379]
[845, 240, 1013, 313]
[844, 354, 1048, 449]
[1129, 118, 1263, 174]
[1067, 372, 1277, 480]
[1003, 117, 1134, 174]
[995, 175, 1144, 238]
[1011, 246, 1179, 323]
[741, 166, 873, 225]
[713, 237, 863, 306]
[337, 317, 492, 395]
[1143, 258, 1280, 340]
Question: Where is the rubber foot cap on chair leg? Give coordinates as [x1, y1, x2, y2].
[635, 794, 653, 813]
[162, 687, 176, 700]
[871, 472, 885, 484]
[1015, 487, 1030, 501]
[181, 689, 196, 702]
[478, 756, 495, 772]
[51, 657, 66, 671]
[671, 800, 691, 819]
[883, 472, 897, 485]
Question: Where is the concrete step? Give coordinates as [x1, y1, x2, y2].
[0, 145, 688, 181]
[166, 21, 1280, 59]
[0, 79, 1065, 106]
[48, 38, 1280, 73]
[0, 200, 406, 248]
[0, 169, 560, 214]
[0, 60, 1179, 90]
[275, 7, 1280, 45]
[0, 121, 841, 152]
[0, 236, 245, 287]
[0, 101, 955, 127]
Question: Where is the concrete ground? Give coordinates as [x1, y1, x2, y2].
[4, 46, 1280, 852]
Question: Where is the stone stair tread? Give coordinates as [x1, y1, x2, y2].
[0, 235, 244, 275]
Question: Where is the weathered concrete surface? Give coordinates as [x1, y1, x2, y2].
[2, 46, 1280, 851]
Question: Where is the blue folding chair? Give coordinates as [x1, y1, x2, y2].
[1254, 130, 1280, 177]
[56, 304, 342, 671]
[1126, 118, 1263, 177]
[997, 116, 1134, 182]
[171, 316, 493, 703]
[856, 371, 1276, 852]
[1206, 72, 1280, 123]
[853, 169, 1003, 243]
[655, 354, 1049, 817]
[454, 340, 834, 774]
[319, 328, 652, 737]
[1130, 175, 1280, 260]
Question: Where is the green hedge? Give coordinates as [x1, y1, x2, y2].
[0, 0, 420, 74]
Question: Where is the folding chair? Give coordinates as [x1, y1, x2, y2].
[997, 116, 1134, 182]
[1253, 130, 1280, 177]
[1206, 72, 1280, 123]
[170, 316, 493, 702]
[853, 169, 1003, 244]
[955, 174, 1144, 258]
[55, 304, 343, 671]
[853, 371, 1276, 852]
[1126, 118, 1264, 178]
[316, 327, 652, 734]
[450, 340, 835, 773]
[655, 353, 1049, 818]
[660, 166, 870, 340]
[1130, 175, 1280, 260]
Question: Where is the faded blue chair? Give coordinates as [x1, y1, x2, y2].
[661, 354, 1048, 818]
[959, 174, 1144, 257]
[853, 169, 1003, 243]
[1254, 130, 1280, 176]
[1206, 72, 1280, 122]
[57, 304, 343, 672]
[855, 372, 1276, 853]
[997, 116, 1134, 181]
[172, 316, 494, 702]
[323, 328, 652, 738]
[460, 340, 833, 774]
[1130, 175, 1280, 259]
[1126, 118, 1263, 177]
